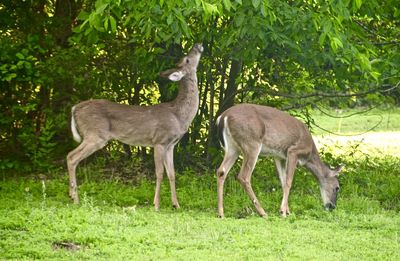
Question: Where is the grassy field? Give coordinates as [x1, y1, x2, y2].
[311, 107, 400, 157]
[1, 107, 400, 260]
[1, 161, 399, 260]
[310, 107, 400, 135]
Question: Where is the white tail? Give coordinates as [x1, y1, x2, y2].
[70, 106, 81, 143]
[216, 104, 342, 218]
[67, 44, 203, 208]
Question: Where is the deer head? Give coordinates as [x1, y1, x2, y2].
[160, 43, 203, 81]
[319, 165, 343, 210]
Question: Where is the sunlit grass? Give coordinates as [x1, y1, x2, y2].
[1, 171, 399, 260]
[314, 132, 400, 157]
[311, 107, 400, 157]
[311, 107, 400, 135]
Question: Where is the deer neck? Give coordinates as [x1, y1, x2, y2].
[304, 144, 330, 182]
[171, 74, 199, 128]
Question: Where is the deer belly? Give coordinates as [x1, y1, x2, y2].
[260, 144, 286, 159]
[113, 129, 154, 147]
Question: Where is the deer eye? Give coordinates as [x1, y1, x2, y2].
[334, 187, 340, 193]
[186, 58, 190, 64]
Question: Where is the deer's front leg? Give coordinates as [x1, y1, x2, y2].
[164, 145, 180, 209]
[275, 158, 289, 216]
[153, 145, 165, 211]
[279, 151, 298, 217]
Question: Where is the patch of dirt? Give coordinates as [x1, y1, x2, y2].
[52, 241, 82, 251]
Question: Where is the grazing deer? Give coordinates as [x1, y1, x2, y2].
[216, 104, 342, 217]
[67, 43, 204, 209]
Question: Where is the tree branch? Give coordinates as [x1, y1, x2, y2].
[249, 80, 400, 100]
[217, 80, 400, 113]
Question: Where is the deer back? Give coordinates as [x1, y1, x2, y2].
[219, 103, 315, 159]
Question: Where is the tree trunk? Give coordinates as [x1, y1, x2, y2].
[206, 58, 243, 161]
[219, 59, 242, 114]
[53, 0, 82, 47]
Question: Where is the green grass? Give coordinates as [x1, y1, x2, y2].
[310, 107, 400, 157]
[1, 155, 400, 260]
[1, 201, 399, 260]
[310, 107, 400, 135]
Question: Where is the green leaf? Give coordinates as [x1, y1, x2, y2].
[252, 0, 260, 9]
[319, 33, 327, 46]
[77, 11, 89, 21]
[4, 73, 17, 81]
[223, 0, 232, 11]
[87, 30, 99, 45]
[203, 2, 219, 15]
[260, 3, 266, 17]
[357, 53, 371, 71]
[167, 14, 173, 25]
[79, 19, 89, 30]
[16, 52, 25, 60]
[104, 18, 109, 30]
[109, 16, 117, 32]
[355, 0, 362, 10]
[96, 1, 108, 14]
[322, 18, 332, 33]
[331, 37, 343, 51]
[370, 71, 381, 80]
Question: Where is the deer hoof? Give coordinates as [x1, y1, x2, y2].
[71, 196, 79, 204]
[279, 209, 290, 217]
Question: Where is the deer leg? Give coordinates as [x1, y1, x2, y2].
[279, 150, 298, 217]
[164, 145, 180, 209]
[67, 138, 107, 204]
[274, 158, 286, 188]
[216, 148, 239, 218]
[153, 145, 165, 211]
[237, 145, 266, 217]
[275, 158, 289, 215]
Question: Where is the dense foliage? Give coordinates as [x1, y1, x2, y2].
[1, 0, 399, 171]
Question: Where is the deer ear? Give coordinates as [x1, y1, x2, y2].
[331, 164, 344, 176]
[167, 70, 185, 81]
[336, 164, 344, 172]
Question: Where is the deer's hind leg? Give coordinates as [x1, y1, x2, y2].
[237, 143, 266, 217]
[216, 146, 239, 218]
[67, 137, 107, 203]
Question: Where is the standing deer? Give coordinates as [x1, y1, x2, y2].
[67, 43, 203, 209]
[216, 104, 342, 217]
